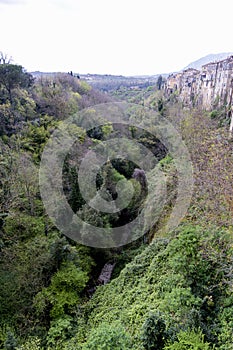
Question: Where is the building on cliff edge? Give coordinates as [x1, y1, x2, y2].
[165, 55, 233, 132]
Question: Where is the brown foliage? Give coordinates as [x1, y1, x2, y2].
[166, 105, 233, 228]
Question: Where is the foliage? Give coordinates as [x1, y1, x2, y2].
[159, 154, 173, 169]
[32, 75, 79, 119]
[0, 67, 35, 134]
[0, 234, 53, 327]
[209, 107, 230, 127]
[18, 117, 59, 162]
[75, 225, 232, 348]
[16, 337, 42, 350]
[34, 261, 89, 319]
[82, 322, 132, 350]
[0, 64, 33, 102]
[217, 293, 233, 349]
[1, 61, 233, 350]
[3, 213, 45, 242]
[141, 312, 167, 350]
[32, 74, 111, 119]
[46, 316, 73, 347]
[4, 331, 18, 350]
[163, 329, 211, 350]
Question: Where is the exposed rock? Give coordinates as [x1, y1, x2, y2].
[97, 262, 116, 285]
[132, 168, 147, 189]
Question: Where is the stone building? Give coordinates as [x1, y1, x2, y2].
[166, 72, 182, 95]
[198, 56, 233, 109]
[179, 68, 200, 106]
[165, 55, 233, 113]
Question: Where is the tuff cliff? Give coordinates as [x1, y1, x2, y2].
[165, 55, 233, 115]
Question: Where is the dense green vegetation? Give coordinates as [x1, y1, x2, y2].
[0, 60, 232, 349]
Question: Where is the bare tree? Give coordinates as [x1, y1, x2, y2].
[0, 52, 13, 65]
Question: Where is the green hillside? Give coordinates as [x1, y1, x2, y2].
[75, 225, 232, 350]
[0, 60, 232, 350]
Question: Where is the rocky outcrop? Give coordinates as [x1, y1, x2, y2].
[165, 55, 233, 113]
[97, 262, 116, 285]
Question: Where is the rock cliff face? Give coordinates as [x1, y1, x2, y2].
[165, 56, 233, 113]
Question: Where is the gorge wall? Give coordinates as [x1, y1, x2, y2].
[165, 55, 233, 115]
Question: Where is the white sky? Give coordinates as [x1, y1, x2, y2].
[0, 0, 232, 76]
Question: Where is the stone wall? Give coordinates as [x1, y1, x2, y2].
[165, 56, 233, 112]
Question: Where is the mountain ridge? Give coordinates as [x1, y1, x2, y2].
[183, 52, 233, 71]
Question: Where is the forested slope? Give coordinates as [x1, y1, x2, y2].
[59, 96, 233, 350]
[0, 62, 232, 350]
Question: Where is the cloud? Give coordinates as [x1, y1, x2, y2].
[0, 0, 25, 5]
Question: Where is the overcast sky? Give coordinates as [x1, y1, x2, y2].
[0, 0, 232, 76]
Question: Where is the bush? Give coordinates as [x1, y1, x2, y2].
[16, 337, 42, 350]
[4, 331, 18, 350]
[82, 322, 131, 350]
[141, 312, 167, 350]
[209, 110, 219, 119]
[46, 316, 73, 348]
[34, 261, 89, 319]
[164, 329, 211, 350]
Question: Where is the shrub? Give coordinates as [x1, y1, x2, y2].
[4, 331, 18, 350]
[164, 329, 211, 350]
[82, 322, 131, 350]
[16, 337, 42, 350]
[141, 312, 167, 350]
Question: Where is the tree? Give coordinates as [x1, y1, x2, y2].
[0, 64, 34, 103]
[141, 312, 167, 350]
[157, 75, 163, 90]
[0, 52, 12, 65]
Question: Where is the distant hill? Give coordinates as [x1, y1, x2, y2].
[30, 71, 161, 91]
[184, 52, 233, 70]
[78, 73, 160, 91]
